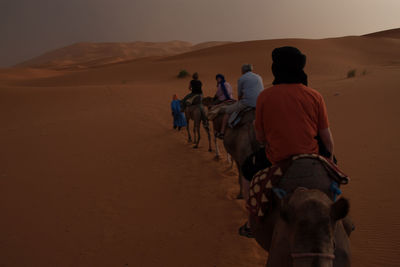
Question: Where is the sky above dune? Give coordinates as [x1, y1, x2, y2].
[1, 0, 399, 67]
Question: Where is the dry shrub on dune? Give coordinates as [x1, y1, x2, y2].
[177, 69, 190, 78]
[347, 69, 356, 78]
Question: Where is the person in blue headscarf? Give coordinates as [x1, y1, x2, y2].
[215, 74, 234, 103]
[171, 94, 187, 130]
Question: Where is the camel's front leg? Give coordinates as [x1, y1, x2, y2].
[193, 123, 199, 148]
[214, 133, 220, 159]
[194, 123, 201, 148]
[206, 125, 212, 152]
[186, 120, 192, 143]
[235, 161, 244, 199]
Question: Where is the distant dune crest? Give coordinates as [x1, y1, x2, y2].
[14, 27, 399, 71]
[363, 28, 400, 39]
[16, 41, 232, 70]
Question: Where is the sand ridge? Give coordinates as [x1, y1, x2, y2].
[16, 41, 232, 70]
[363, 28, 400, 39]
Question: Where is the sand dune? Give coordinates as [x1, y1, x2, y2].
[4, 35, 399, 90]
[16, 41, 232, 70]
[363, 28, 400, 39]
[1, 29, 400, 266]
[0, 67, 64, 81]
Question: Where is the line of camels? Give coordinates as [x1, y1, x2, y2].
[183, 96, 353, 267]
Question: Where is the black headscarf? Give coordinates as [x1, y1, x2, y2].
[272, 46, 308, 86]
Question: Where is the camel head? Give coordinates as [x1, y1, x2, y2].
[280, 188, 349, 267]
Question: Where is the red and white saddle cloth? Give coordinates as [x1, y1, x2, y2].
[247, 154, 349, 218]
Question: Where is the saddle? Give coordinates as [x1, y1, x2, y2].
[228, 107, 255, 128]
[247, 154, 349, 219]
[185, 94, 202, 106]
[207, 100, 236, 121]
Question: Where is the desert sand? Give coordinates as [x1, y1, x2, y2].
[0, 29, 399, 266]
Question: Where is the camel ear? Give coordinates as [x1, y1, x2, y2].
[331, 198, 349, 221]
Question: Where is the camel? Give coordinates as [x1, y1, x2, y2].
[203, 97, 260, 199]
[183, 95, 212, 151]
[202, 97, 230, 160]
[249, 158, 352, 266]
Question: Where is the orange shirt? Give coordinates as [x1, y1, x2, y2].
[255, 84, 329, 164]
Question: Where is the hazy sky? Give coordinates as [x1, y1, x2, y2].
[1, 0, 399, 67]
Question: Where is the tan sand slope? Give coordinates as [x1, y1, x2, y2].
[0, 67, 64, 81]
[16, 41, 231, 70]
[1, 30, 400, 267]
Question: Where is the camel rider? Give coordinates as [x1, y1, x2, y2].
[255, 46, 334, 164]
[239, 47, 335, 238]
[217, 64, 264, 139]
[204, 74, 234, 121]
[238, 46, 337, 239]
[215, 74, 234, 103]
[181, 72, 207, 123]
[181, 72, 202, 108]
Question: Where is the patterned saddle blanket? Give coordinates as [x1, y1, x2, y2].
[247, 154, 349, 218]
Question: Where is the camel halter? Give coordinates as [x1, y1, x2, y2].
[291, 253, 335, 260]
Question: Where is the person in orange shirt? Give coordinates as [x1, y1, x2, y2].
[255, 46, 334, 164]
[239, 46, 335, 238]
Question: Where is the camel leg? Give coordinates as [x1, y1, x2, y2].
[196, 122, 201, 148]
[193, 122, 199, 149]
[266, 219, 291, 267]
[249, 207, 279, 252]
[235, 161, 244, 199]
[186, 120, 192, 143]
[205, 125, 212, 152]
[192, 124, 196, 147]
[214, 134, 220, 159]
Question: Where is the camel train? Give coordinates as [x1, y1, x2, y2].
[181, 95, 352, 266]
[178, 49, 353, 266]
